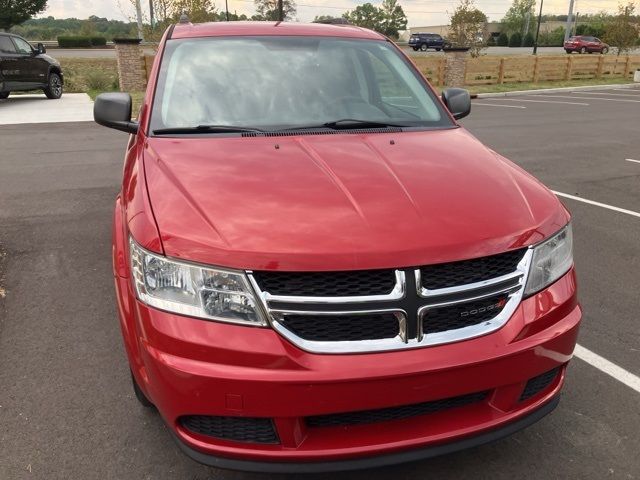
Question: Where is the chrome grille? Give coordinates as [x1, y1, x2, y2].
[248, 248, 532, 354]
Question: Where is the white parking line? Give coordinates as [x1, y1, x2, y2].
[531, 94, 640, 103]
[473, 103, 526, 109]
[501, 98, 589, 106]
[574, 345, 640, 394]
[552, 191, 640, 219]
[571, 91, 640, 98]
[625, 158, 640, 164]
[612, 88, 640, 93]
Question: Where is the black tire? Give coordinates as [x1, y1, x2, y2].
[435, 47, 442, 51]
[565, 50, 572, 54]
[412, 47, 418, 51]
[602, 47, 609, 54]
[420, 44, 427, 52]
[0, 91, 9, 99]
[579, 47, 586, 54]
[43, 72, 63, 99]
[131, 371, 154, 408]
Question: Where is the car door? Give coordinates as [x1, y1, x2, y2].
[11, 36, 45, 85]
[0, 35, 21, 89]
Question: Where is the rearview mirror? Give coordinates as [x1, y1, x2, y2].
[442, 88, 471, 120]
[94, 92, 139, 134]
[37, 43, 46, 54]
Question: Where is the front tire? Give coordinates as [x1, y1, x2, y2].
[579, 47, 586, 54]
[412, 47, 418, 51]
[435, 47, 442, 51]
[0, 91, 9, 99]
[602, 47, 609, 54]
[565, 49, 572, 54]
[420, 44, 428, 52]
[43, 72, 63, 99]
[131, 371, 154, 408]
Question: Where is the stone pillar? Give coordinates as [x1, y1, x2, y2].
[114, 38, 147, 92]
[443, 47, 470, 88]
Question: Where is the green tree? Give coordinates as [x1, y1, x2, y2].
[380, 0, 407, 39]
[0, 0, 48, 31]
[448, 0, 488, 57]
[497, 31, 509, 46]
[604, 2, 640, 55]
[508, 31, 522, 47]
[501, 0, 535, 36]
[253, 0, 297, 21]
[343, 3, 384, 31]
[522, 31, 534, 47]
[314, 15, 336, 22]
[172, 0, 217, 22]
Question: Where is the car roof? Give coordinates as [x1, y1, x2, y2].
[170, 21, 385, 40]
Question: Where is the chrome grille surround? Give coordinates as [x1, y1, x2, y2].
[248, 249, 533, 354]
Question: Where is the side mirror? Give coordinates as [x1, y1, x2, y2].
[37, 43, 46, 54]
[94, 92, 139, 134]
[442, 88, 471, 120]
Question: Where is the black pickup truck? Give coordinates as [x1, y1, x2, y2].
[0, 33, 64, 99]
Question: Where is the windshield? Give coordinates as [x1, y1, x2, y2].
[149, 36, 453, 133]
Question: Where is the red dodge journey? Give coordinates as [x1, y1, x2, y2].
[95, 21, 581, 473]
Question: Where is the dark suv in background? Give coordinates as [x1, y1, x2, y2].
[0, 33, 64, 99]
[408, 33, 450, 52]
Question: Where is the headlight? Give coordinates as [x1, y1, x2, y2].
[524, 224, 573, 296]
[129, 238, 267, 326]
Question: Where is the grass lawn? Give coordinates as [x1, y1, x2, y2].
[455, 77, 635, 95]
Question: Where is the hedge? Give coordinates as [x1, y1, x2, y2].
[57, 36, 107, 48]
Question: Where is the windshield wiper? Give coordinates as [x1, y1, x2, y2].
[276, 119, 411, 132]
[153, 125, 265, 135]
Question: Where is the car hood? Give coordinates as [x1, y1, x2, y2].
[143, 128, 568, 271]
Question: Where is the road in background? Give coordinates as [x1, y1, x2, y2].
[0, 88, 639, 478]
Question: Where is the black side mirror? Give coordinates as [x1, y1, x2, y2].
[442, 88, 471, 120]
[94, 92, 139, 134]
[37, 43, 46, 54]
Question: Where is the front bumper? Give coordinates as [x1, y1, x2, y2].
[114, 269, 580, 469]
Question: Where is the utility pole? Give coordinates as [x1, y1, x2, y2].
[533, 0, 544, 55]
[225, 0, 229, 21]
[564, 0, 575, 42]
[135, 0, 144, 41]
[573, 11, 579, 36]
[278, 0, 284, 21]
[149, 0, 155, 30]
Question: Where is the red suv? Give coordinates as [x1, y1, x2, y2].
[564, 35, 609, 54]
[95, 21, 581, 473]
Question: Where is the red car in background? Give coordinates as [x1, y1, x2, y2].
[564, 35, 610, 54]
[94, 21, 581, 473]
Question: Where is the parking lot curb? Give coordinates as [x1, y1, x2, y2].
[476, 83, 640, 98]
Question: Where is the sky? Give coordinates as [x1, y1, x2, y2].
[41, 0, 622, 27]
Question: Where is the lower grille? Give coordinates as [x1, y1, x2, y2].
[422, 294, 509, 335]
[281, 313, 400, 342]
[180, 415, 279, 444]
[306, 391, 488, 428]
[520, 368, 560, 401]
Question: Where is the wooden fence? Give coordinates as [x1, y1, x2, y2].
[145, 54, 640, 87]
[412, 54, 640, 87]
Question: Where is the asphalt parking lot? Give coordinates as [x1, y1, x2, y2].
[0, 86, 639, 479]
